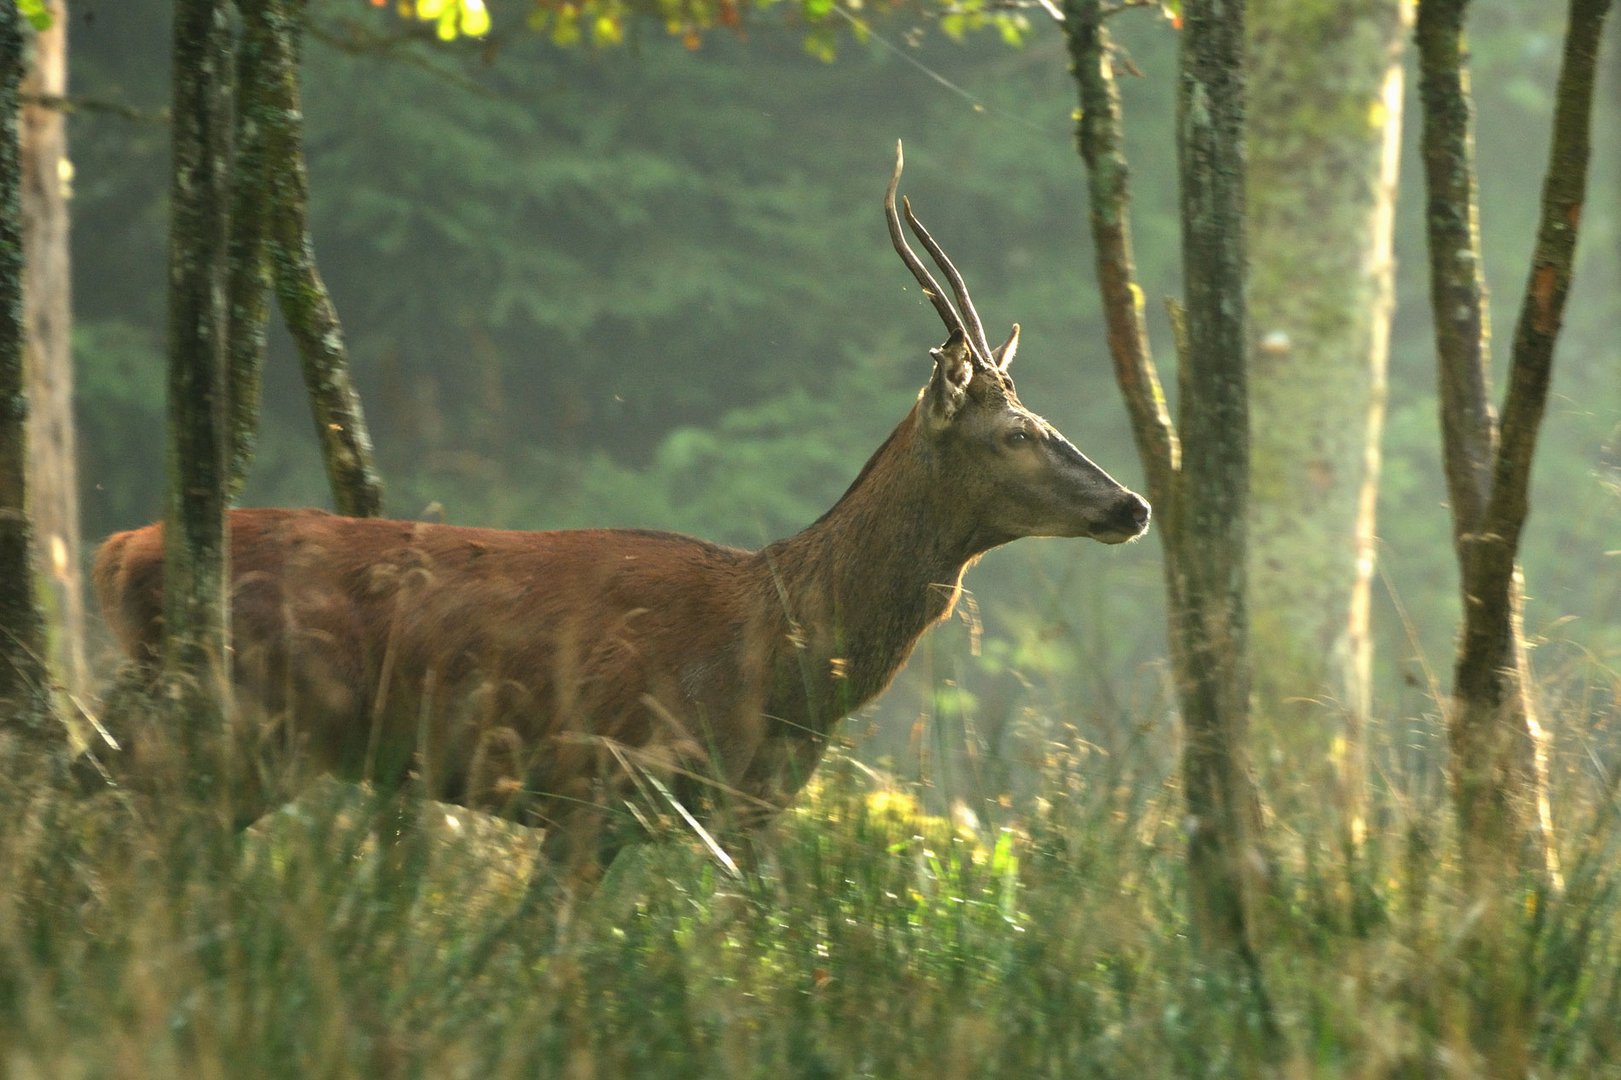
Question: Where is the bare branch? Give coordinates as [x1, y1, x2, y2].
[1065, 0, 1178, 521]
[264, 0, 384, 517]
[20, 91, 168, 124]
[1477, 0, 1613, 588]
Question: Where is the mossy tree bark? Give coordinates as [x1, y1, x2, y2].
[1417, 0, 1611, 1073]
[263, 0, 382, 517]
[20, 0, 85, 700]
[0, 0, 60, 750]
[163, 0, 236, 784]
[1172, 0, 1266, 974]
[226, 0, 381, 516]
[224, 0, 275, 503]
[1067, 0, 1271, 1038]
[1246, 0, 1406, 837]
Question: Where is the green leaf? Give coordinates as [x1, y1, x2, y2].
[802, 24, 837, 61]
[18, 0, 52, 31]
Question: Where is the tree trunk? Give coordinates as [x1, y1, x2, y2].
[1417, 0, 1612, 1073]
[264, 0, 383, 518]
[0, 0, 59, 747]
[163, 0, 236, 781]
[1067, 0, 1272, 1042]
[1173, 0, 1266, 968]
[19, 0, 84, 701]
[1245, 0, 1405, 839]
[226, 0, 381, 516]
[224, 0, 275, 502]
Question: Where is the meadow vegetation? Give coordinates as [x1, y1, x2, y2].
[3, 666, 1617, 1078]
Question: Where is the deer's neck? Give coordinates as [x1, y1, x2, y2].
[753, 409, 981, 728]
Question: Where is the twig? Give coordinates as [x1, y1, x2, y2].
[20, 91, 167, 123]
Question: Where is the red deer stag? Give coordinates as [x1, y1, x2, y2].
[91, 144, 1149, 886]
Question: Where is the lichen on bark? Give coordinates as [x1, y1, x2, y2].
[258, 0, 383, 518]
[1245, 0, 1406, 839]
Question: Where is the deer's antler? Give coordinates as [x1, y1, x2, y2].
[885, 141, 994, 368]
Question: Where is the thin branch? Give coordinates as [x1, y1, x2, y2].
[305, 15, 503, 100]
[1475, 0, 1613, 588]
[266, 0, 384, 517]
[1064, 0, 1179, 524]
[19, 91, 169, 124]
[1415, 0, 1496, 546]
[965, 0, 1156, 21]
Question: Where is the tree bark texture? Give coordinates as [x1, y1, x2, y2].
[263, 0, 383, 518]
[224, 0, 275, 502]
[1068, 0, 1270, 1018]
[1245, 0, 1406, 833]
[1416, 0, 1495, 547]
[1173, 0, 1267, 968]
[1417, 0, 1611, 1072]
[1066, 0, 1180, 528]
[163, 0, 236, 763]
[1418, 0, 1613, 891]
[0, 0, 56, 739]
[19, 0, 85, 700]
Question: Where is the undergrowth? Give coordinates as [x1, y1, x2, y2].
[1, 698, 1618, 1079]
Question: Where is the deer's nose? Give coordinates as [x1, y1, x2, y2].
[1115, 493, 1151, 536]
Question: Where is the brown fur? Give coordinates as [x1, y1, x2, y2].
[94, 338, 1148, 875]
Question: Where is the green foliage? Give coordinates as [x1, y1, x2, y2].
[386, 0, 1031, 55]
[499, 0, 1030, 56]
[75, 321, 167, 415]
[6, 697, 1621, 1075]
[14, 0, 50, 31]
[402, 0, 492, 40]
[423, 347, 907, 543]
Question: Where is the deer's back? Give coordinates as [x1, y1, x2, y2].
[95, 507, 774, 810]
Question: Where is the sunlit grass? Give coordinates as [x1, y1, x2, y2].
[2, 691, 1619, 1078]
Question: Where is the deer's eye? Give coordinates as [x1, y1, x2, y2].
[1005, 428, 1031, 447]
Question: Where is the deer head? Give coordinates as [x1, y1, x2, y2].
[885, 143, 1150, 548]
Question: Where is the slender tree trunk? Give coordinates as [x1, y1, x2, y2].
[224, 0, 275, 502]
[1173, 0, 1266, 968]
[1417, 0, 1611, 1073]
[19, 0, 84, 701]
[163, 0, 236, 784]
[0, 0, 60, 750]
[264, 0, 383, 517]
[226, 0, 381, 515]
[1245, 0, 1406, 841]
[1066, 0, 1272, 1042]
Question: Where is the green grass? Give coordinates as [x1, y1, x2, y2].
[2, 703, 1619, 1079]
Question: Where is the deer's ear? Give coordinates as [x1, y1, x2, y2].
[922, 329, 974, 430]
[993, 323, 1020, 372]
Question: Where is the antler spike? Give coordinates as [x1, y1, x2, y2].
[900, 196, 996, 367]
[885, 142, 967, 345]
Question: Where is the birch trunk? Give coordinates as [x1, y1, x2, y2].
[1245, 0, 1406, 841]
